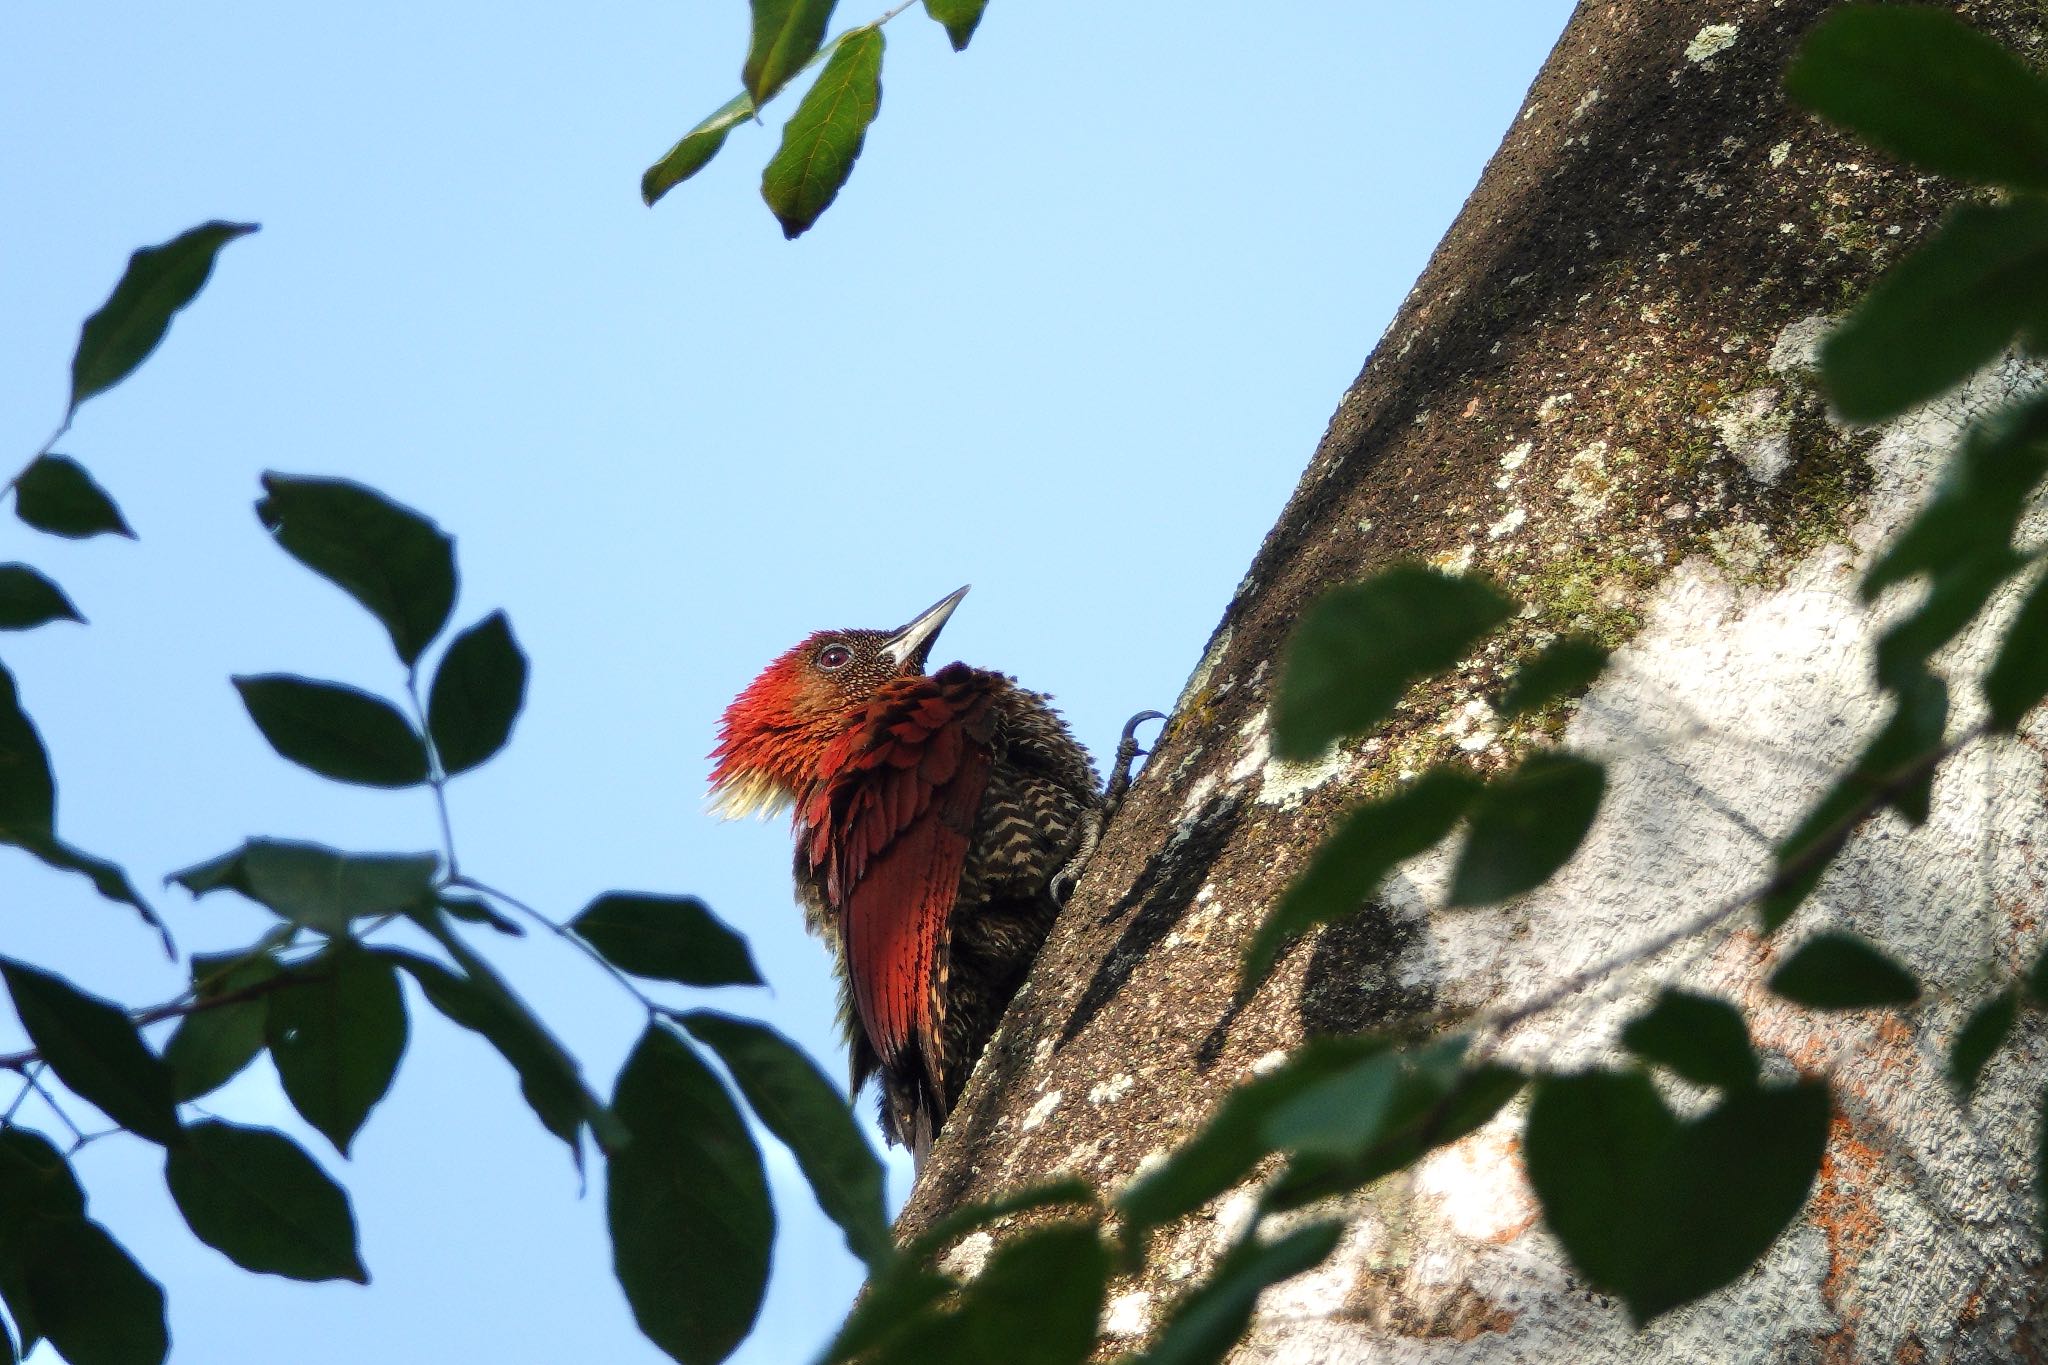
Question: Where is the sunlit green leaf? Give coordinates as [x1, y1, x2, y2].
[1986, 567, 2048, 733]
[680, 1010, 889, 1269]
[426, 611, 527, 776]
[1620, 990, 1758, 1092]
[267, 945, 407, 1156]
[744, 0, 838, 107]
[255, 474, 456, 667]
[164, 1121, 367, 1283]
[233, 675, 429, 788]
[761, 27, 884, 239]
[922, 0, 988, 50]
[1135, 1222, 1344, 1365]
[607, 1024, 772, 1365]
[1950, 989, 2019, 1100]
[571, 893, 762, 988]
[69, 221, 257, 412]
[642, 93, 756, 207]
[13, 456, 132, 540]
[0, 566, 81, 631]
[1448, 752, 1605, 906]
[1495, 635, 1609, 717]
[1525, 1070, 1829, 1323]
[1244, 768, 1479, 989]
[1788, 6, 2048, 193]
[174, 839, 437, 936]
[1272, 567, 1513, 761]
[0, 959, 179, 1145]
[1768, 931, 1920, 1009]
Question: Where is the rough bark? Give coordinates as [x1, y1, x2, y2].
[902, 2, 2048, 1360]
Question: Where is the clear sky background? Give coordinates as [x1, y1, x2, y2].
[1, 4, 1572, 1361]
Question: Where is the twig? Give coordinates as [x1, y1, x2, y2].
[450, 875, 667, 1021]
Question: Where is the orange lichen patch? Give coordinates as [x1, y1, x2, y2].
[1810, 1114, 1886, 1363]
[1893, 1336, 1929, 1365]
[1414, 1127, 1540, 1245]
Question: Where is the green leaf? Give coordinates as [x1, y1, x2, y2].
[607, 1024, 772, 1365]
[13, 832, 162, 939]
[173, 839, 438, 936]
[922, 0, 988, 51]
[233, 675, 429, 788]
[1787, 6, 2048, 194]
[642, 92, 756, 207]
[0, 959, 179, 1144]
[1820, 200, 2048, 424]
[266, 946, 407, 1156]
[0, 1129, 85, 1356]
[1495, 635, 1609, 717]
[1524, 1071, 1829, 1323]
[1447, 752, 1605, 906]
[744, 0, 838, 108]
[255, 473, 457, 667]
[1244, 768, 1479, 989]
[0, 663, 54, 838]
[164, 1120, 367, 1283]
[13, 455, 132, 540]
[2038, 1084, 2048, 1256]
[1761, 668, 1948, 931]
[1874, 547, 2026, 695]
[679, 1010, 889, 1269]
[0, 565, 82, 631]
[21, 1219, 166, 1365]
[570, 893, 762, 988]
[438, 891, 523, 936]
[1768, 931, 1921, 1009]
[426, 611, 527, 776]
[164, 951, 283, 1101]
[1272, 567, 1514, 761]
[1136, 1222, 1344, 1365]
[859, 1222, 1109, 1365]
[1864, 396, 2048, 600]
[2029, 940, 2048, 1006]
[761, 27, 884, 239]
[1620, 990, 1758, 1092]
[1986, 567, 2048, 733]
[68, 221, 257, 412]
[1949, 989, 2019, 1100]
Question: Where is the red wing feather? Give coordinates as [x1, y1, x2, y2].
[803, 667, 996, 1099]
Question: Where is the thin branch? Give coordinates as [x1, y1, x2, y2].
[407, 670, 460, 879]
[0, 970, 323, 1075]
[450, 875, 666, 1021]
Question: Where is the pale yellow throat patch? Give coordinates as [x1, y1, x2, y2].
[707, 770, 797, 821]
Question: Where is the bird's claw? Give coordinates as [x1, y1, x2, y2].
[1104, 709, 1168, 814]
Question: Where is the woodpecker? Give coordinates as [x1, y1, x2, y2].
[710, 586, 1155, 1162]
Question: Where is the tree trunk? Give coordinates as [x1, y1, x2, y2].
[901, 1, 2048, 1360]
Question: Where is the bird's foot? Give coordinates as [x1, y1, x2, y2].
[1103, 709, 1167, 817]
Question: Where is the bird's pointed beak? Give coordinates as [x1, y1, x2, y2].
[880, 585, 969, 674]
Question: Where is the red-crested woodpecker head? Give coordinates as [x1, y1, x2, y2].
[708, 586, 969, 819]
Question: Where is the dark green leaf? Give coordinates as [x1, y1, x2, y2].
[1821, 200, 2048, 423]
[1950, 989, 2019, 1100]
[744, 0, 838, 107]
[761, 27, 884, 239]
[1863, 396, 2048, 600]
[1136, 1222, 1345, 1365]
[0, 565, 81, 631]
[1761, 668, 1947, 932]
[642, 93, 756, 207]
[1986, 568, 2048, 733]
[922, 0, 988, 51]
[13, 830, 167, 944]
[861, 1222, 1109, 1365]
[1496, 634, 1609, 717]
[1768, 931, 1921, 1009]
[1620, 990, 1758, 1092]
[1874, 546, 2025, 694]
[0, 1129, 84, 1356]
[2037, 1084, 2048, 1256]
[0, 663, 53, 839]
[174, 839, 437, 936]
[680, 1010, 888, 1269]
[255, 473, 456, 667]
[13, 456, 132, 540]
[233, 674, 428, 788]
[164, 1120, 366, 1282]
[1244, 768, 1479, 989]
[266, 946, 407, 1156]
[571, 893, 761, 988]
[438, 892, 523, 936]
[1525, 1071, 1829, 1323]
[1272, 567, 1514, 761]
[0, 959, 178, 1144]
[2029, 940, 2048, 1006]
[21, 1219, 166, 1365]
[1788, 6, 2048, 193]
[1448, 752, 1605, 906]
[164, 951, 283, 1101]
[68, 221, 256, 412]
[426, 611, 527, 776]
[607, 1025, 772, 1365]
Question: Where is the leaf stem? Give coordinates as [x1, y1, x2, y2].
[450, 874, 669, 1021]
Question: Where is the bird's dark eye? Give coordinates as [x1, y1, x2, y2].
[817, 644, 853, 671]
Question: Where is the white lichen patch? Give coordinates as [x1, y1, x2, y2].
[1248, 1048, 1290, 1076]
[1769, 139, 1792, 168]
[1487, 505, 1528, 540]
[1707, 521, 1772, 577]
[1537, 393, 1575, 422]
[1433, 542, 1477, 575]
[1439, 697, 1499, 755]
[1414, 1124, 1538, 1244]
[1102, 1291, 1152, 1339]
[1713, 387, 1793, 484]
[1685, 22, 1739, 62]
[1021, 1090, 1063, 1132]
[1260, 748, 1352, 809]
[940, 1231, 994, 1281]
[1557, 440, 1615, 519]
[1571, 87, 1602, 119]
[1089, 1073, 1135, 1105]
[1769, 313, 1835, 377]
[1498, 441, 1533, 485]
[1172, 625, 1233, 722]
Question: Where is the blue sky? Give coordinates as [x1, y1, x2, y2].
[0, 3, 1571, 1360]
